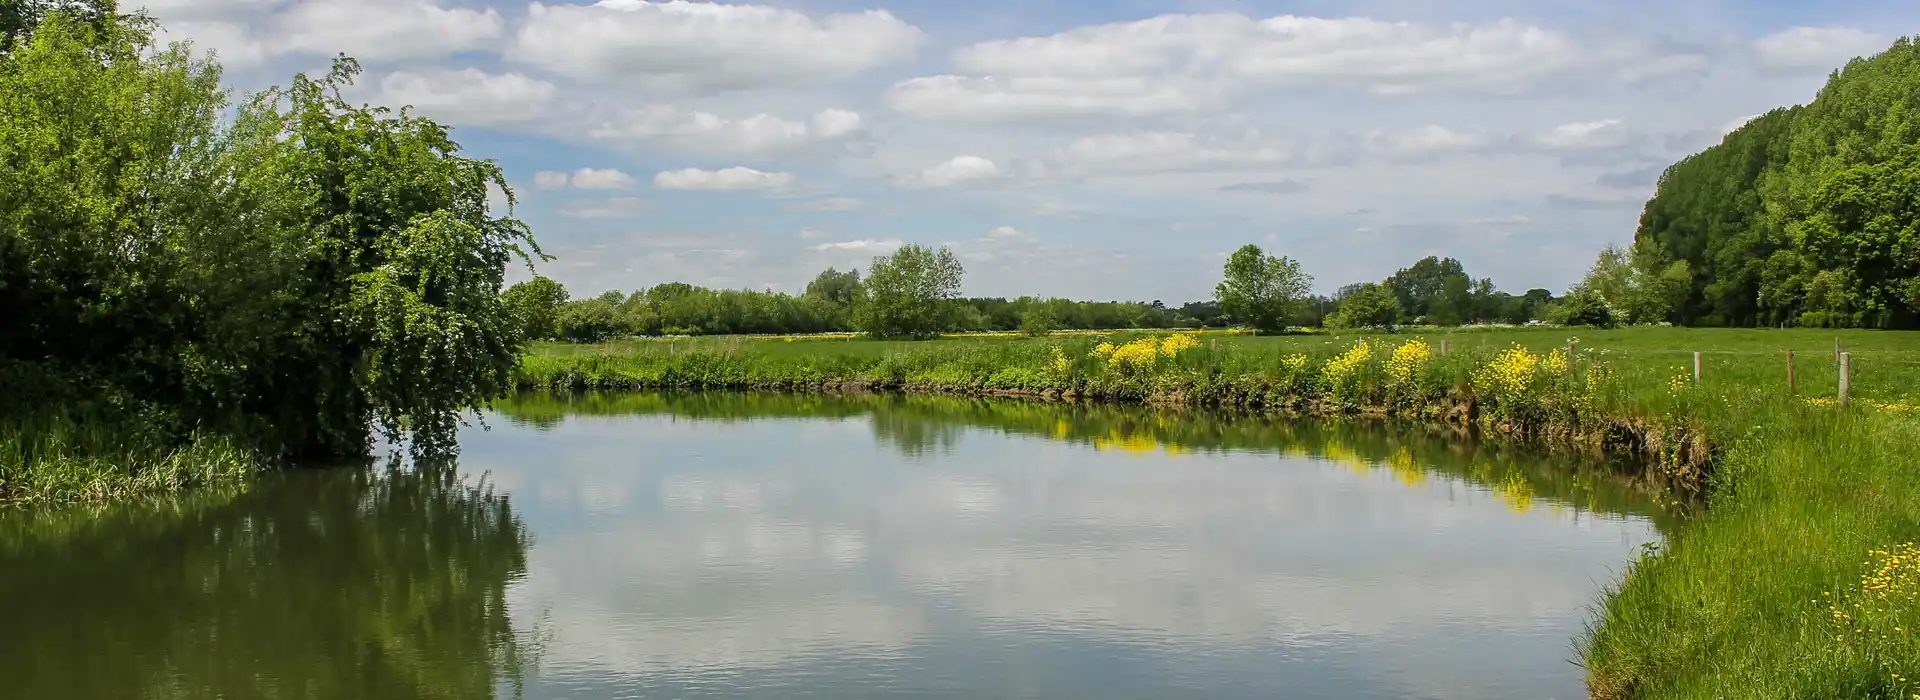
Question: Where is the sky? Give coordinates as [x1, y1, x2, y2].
[132, 0, 1918, 302]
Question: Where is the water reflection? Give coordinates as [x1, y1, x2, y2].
[469, 392, 1662, 699]
[0, 393, 1662, 700]
[0, 465, 533, 700]
[494, 391, 1672, 527]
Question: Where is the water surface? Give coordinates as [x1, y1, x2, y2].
[0, 392, 1664, 699]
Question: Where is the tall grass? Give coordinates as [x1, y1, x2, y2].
[518, 326, 1920, 698]
[0, 416, 262, 508]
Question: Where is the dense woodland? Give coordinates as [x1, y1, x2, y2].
[1634, 38, 1920, 329]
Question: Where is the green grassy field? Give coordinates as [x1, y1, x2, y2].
[518, 325, 1920, 699]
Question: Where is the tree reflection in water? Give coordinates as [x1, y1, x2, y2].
[0, 462, 536, 700]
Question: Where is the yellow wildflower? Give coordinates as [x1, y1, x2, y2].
[1322, 339, 1374, 395]
[1473, 344, 1540, 405]
[1385, 339, 1432, 392]
[1159, 332, 1201, 357]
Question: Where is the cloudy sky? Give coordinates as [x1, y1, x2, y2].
[138, 0, 1914, 302]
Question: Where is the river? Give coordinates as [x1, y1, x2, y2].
[0, 392, 1665, 699]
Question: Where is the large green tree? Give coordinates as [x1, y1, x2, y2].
[1214, 244, 1313, 334]
[854, 244, 964, 339]
[0, 9, 540, 460]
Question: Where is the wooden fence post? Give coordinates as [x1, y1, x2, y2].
[1787, 349, 1796, 395]
[1839, 352, 1852, 406]
[1440, 340, 1449, 356]
[1693, 351, 1702, 384]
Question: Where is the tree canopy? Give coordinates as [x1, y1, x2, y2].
[854, 245, 965, 340]
[1214, 245, 1313, 333]
[1, 8, 539, 460]
[1634, 36, 1920, 328]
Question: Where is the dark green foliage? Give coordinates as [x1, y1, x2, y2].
[1636, 37, 1920, 328]
[1325, 283, 1399, 330]
[854, 244, 965, 340]
[501, 276, 569, 340]
[1018, 308, 1057, 337]
[1215, 244, 1313, 333]
[0, 7, 539, 495]
[803, 267, 862, 306]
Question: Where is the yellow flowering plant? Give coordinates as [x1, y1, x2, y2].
[1321, 339, 1375, 401]
[1384, 339, 1433, 402]
[1472, 344, 1542, 419]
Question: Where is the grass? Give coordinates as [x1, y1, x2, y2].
[0, 415, 263, 509]
[517, 325, 1920, 699]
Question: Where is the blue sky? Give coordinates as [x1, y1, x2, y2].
[140, 0, 1917, 302]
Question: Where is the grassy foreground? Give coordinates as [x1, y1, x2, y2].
[518, 326, 1920, 698]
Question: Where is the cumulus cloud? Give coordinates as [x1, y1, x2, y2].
[1533, 120, 1634, 150]
[1364, 126, 1497, 160]
[814, 238, 903, 252]
[1752, 27, 1886, 71]
[534, 168, 639, 190]
[560, 197, 653, 219]
[1036, 131, 1344, 180]
[588, 107, 865, 156]
[1220, 180, 1310, 194]
[886, 13, 1705, 120]
[509, 0, 924, 92]
[785, 197, 865, 213]
[145, 0, 503, 67]
[273, 0, 504, 61]
[654, 167, 795, 191]
[375, 69, 556, 126]
[905, 156, 1002, 188]
[571, 168, 640, 190]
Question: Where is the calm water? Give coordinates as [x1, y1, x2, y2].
[0, 393, 1666, 700]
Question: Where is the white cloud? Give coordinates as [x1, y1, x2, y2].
[588, 107, 865, 156]
[274, 0, 504, 61]
[785, 197, 865, 213]
[571, 168, 640, 190]
[886, 14, 1703, 120]
[560, 197, 652, 219]
[1036, 131, 1342, 179]
[131, 0, 283, 21]
[654, 167, 795, 191]
[886, 74, 1222, 120]
[1364, 126, 1496, 159]
[1533, 120, 1633, 151]
[799, 227, 829, 239]
[1468, 215, 1534, 226]
[510, 0, 924, 92]
[907, 155, 1002, 188]
[375, 69, 557, 126]
[154, 20, 270, 67]
[984, 225, 1027, 240]
[814, 238, 903, 252]
[533, 168, 638, 190]
[1752, 27, 1886, 70]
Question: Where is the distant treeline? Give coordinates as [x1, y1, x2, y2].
[505, 250, 1562, 342]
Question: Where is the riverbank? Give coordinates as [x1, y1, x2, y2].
[515, 328, 1920, 698]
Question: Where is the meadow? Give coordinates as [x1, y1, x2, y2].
[517, 325, 1920, 699]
